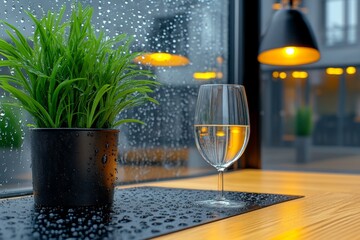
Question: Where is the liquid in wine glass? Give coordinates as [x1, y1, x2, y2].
[194, 125, 249, 171]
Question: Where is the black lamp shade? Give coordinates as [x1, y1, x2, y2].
[258, 9, 320, 66]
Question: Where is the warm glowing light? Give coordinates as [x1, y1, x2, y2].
[227, 126, 247, 161]
[150, 53, 172, 61]
[258, 46, 320, 66]
[284, 47, 295, 55]
[279, 72, 287, 79]
[346, 66, 357, 75]
[272, 3, 282, 10]
[216, 56, 224, 64]
[272, 71, 279, 78]
[199, 126, 208, 137]
[134, 52, 190, 67]
[193, 72, 217, 80]
[216, 130, 225, 137]
[201, 127, 208, 133]
[231, 128, 240, 134]
[292, 71, 308, 79]
[326, 68, 343, 75]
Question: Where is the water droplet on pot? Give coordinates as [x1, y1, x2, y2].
[102, 154, 107, 164]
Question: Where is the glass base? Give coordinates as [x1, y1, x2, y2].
[195, 199, 246, 208]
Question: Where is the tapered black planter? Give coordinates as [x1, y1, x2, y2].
[30, 128, 119, 207]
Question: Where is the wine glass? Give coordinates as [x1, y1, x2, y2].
[194, 84, 250, 208]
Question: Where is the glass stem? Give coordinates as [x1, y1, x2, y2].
[217, 170, 225, 201]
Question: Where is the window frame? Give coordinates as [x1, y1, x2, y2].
[229, 0, 261, 169]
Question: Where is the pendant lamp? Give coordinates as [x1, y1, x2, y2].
[258, 1, 320, 66]
[134, 13, 190, 67]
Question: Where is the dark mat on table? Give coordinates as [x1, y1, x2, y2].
[0, 186, 303, 239]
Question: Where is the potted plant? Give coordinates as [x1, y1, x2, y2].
[295, 106, 313, 163]
[0, 4, 158, 206]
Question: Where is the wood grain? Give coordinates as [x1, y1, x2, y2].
[126, 170, 360, 240]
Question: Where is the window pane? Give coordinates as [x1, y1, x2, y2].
[313, 70, 340, 146]
[0, 0, 229, 196]
[325, 0, 345, 46]
[348, 0, 357, 44]
[344, 69, 360, 145]
[0, 99, 31, 195]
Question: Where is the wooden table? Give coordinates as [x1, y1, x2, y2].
[134, 169, 360, 239]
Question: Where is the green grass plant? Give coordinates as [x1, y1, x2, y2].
[295, 106, 313, 136]
[0, 3, 158, 128]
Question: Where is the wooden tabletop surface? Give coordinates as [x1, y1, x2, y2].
[133, 169, 360, 240]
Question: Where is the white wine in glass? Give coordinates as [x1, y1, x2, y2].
[194, 84, 250, 207]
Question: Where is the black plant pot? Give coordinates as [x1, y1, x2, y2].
[30, 128, 119, 207]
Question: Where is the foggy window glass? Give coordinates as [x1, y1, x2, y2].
[0, 0, 229, 196]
